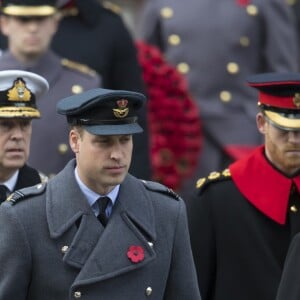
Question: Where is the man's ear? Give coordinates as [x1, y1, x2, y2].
[256, 112, 267, 135]
[0, 16, 10, 36]
[69, 129, 80, 153]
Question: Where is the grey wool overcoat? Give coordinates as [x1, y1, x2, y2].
[0, 159, 201, 300]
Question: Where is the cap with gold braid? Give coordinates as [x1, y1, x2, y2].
[0, 0, 57, 17]
[0, 70, 49, 119]
[248, 72, 300, 131]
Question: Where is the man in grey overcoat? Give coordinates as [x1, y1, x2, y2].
[0, 88, 201, 299]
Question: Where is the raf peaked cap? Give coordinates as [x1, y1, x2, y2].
[1, 0, 57, 17]
[248, 72, 300, 131]
[57, 88, 146, 135]
[0, 70, 48, 119]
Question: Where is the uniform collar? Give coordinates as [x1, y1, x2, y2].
[46, 159, 156, 241]
[0, 169, 19, 192]
[229, 145, 300, 225]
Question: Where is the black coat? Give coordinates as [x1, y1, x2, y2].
[187, 146, 300, 300]
[14, 164, 42, 191]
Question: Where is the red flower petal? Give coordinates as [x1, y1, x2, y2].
[136, 41, 203, 191]
[127, 245, 145, 263]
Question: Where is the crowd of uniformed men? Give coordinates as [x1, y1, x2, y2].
[0, 0, 300, 299]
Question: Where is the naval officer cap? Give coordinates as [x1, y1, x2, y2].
[248, 72, 300, 131]
[1, 0, 57, 17]
[57, 88, 146, 135]
[0, 70, 49, 119]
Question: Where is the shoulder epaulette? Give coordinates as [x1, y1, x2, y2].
[196, 168, 231, 190]
[102, 1, 122, 15]
[6, 183, 47, 206]
[141, 180, 181, 201]
[61, 58, 97, 77]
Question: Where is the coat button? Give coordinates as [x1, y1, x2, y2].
[74, 291, 81, 298]
[61, 245, 69, 254]
[168, 34, 181, 46]
[160, 7, 173, 19]
[148, 241, 154, 248]
[239, 36, 250, 47]
[72, 85, 83, 94]
[246, 4, 258, 16]
[176, 62, 190, 74]
[145, 287, 153, 296]
[227, 62, 239, 74]
[290, 205, 298, 213]
[219, 91, 232, 103]
[58, 143, 69, 154]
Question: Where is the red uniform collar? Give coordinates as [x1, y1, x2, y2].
[229, 145, 300, 225]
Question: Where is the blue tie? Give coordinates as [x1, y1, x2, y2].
[97, 196, 110, 226]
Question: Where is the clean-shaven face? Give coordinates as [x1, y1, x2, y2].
[0, 118, 32, 180]
[70, 128, 133, 195]
[0, 15, 58, 62]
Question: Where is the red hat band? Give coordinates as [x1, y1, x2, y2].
[259, 92, 300, 110]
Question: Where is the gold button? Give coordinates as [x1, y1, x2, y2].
[220, 91, 232, 102]
[74, 291, 81, 298]
[61, 245, 69, 254]
[290, 205, 298, 213]
[168, 34, 181, 46]
[72, 85, 83, 94]
[177, 62, 190, 74]
[246, 4, 258, 16]
[160, 7, 173, 19]
[227, 62, 239, 74]
[58, 143, 68, 154]
[145, 287, 153, 296]
[239, 36, 250, 47]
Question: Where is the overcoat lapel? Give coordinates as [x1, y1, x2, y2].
[47, 161, 157, 285]
[47, 160, 102, 269]
[74, 175, 157, 285]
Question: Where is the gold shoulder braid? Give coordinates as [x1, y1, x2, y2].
[61, 58, 97, 77]
[101, 1, 122, 15]
[6, 183, 46, 206]
[196, 168, 231, 189]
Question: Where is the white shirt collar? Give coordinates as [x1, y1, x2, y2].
[0, 169, 19, 192]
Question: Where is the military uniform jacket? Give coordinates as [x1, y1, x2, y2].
[140, 0, 299, 175]
[0, 159, 201, 300]
[0, 50, 100, 176]
[187, 146, 300, 300]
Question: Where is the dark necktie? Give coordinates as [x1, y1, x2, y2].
[97, 196, 110, 226]
[0, 185, 9, 204]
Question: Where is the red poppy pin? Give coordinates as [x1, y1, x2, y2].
[127, 245, 144, 263]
